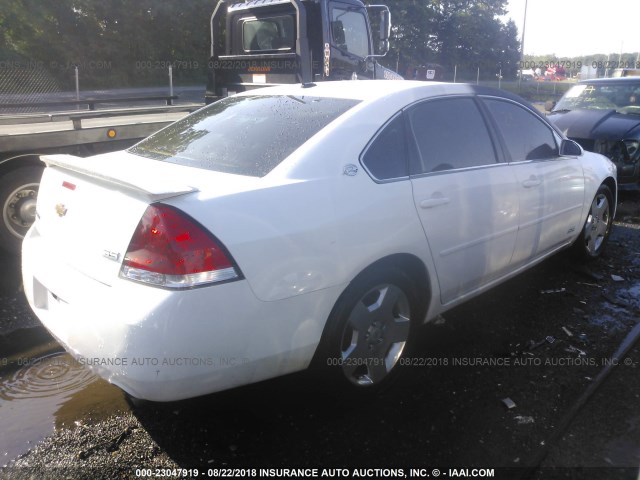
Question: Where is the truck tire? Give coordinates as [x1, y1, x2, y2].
[0, 166, 43, 255]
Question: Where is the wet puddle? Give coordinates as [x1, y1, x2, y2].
[588, 279, 640, 330]
[622, 282, 640, 309]
[0, 341, 129, 465]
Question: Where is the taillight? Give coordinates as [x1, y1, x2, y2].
[120, 204, 241, 288]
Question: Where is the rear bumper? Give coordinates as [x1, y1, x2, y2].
[22, 226, 340, 401]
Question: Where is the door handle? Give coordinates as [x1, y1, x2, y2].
[420, 197, 450, 208]
[522, 178, 541, 188]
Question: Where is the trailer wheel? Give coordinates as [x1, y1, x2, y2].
[0, 166, 43, 254]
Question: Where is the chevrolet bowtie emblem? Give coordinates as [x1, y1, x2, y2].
[55, 204, 68, 217]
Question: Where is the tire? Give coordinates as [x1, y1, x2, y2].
[572, 184, 613, 260]
[0, 166, 43, 255]
[313, 268, 421, 394]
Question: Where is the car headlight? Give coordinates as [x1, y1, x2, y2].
[623, 139, 639, 161]
[594, 139, 640, 164]
[595, 140, 622, 162]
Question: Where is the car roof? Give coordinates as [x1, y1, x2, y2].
[236, 79, 427, 101]
[237, 80, 533, 108]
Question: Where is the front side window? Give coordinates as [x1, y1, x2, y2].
[129, 95, 360, 177]
[361, 113, 408, 181]
[242, 16, 294, 52]
[483, 98, 558, 161]
[331, 5, 369, 58]
[408, 97, 497, 175]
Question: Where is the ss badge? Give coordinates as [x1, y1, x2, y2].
[103, 250, 120, 261]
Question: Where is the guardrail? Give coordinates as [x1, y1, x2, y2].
[0, 104, 204, 130]
[0, 95, 179, 111]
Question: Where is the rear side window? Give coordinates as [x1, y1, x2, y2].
[361, 113, 408, 181]
[408, 97, 497, 174]
[129, 95, 360, 177]
[483, 98, 558, 161]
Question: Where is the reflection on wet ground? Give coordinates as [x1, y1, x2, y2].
[0, 251, 130, 463]
[0, 352, 95, 402]
[0, 344, 129, 464]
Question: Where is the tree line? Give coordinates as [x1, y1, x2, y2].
[0, 0, 521, 91]
[381, 0, 520, 81]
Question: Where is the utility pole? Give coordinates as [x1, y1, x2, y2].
[620, 42, 624, 69]
[519, 0, 528, 89]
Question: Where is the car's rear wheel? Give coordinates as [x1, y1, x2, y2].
[315, 268, 420, 393]
[573, 184, 613, 260]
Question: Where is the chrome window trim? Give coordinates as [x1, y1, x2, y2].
[409, 161, 509, 180]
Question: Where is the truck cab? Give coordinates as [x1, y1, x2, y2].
[206, 0, 400, 102]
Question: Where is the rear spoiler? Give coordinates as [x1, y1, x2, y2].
[42, 154, 198, 201]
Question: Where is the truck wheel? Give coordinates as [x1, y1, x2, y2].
[314, 268, 419, 394]
[572, 184, 613, 260]
[0, 167, 43, 254]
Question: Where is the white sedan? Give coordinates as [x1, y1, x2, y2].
[22, 81, 616, 401]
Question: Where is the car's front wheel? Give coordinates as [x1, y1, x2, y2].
[315, 268, 420, 393]
[573, 184, 614, 260]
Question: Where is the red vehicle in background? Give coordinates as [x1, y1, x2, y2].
[541, 65, 567, 81]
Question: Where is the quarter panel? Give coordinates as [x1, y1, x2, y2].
[170, 169, 433, 304]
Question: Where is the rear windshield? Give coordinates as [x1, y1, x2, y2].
[129, 95, 360, 177]
[243, 16, 294, 52]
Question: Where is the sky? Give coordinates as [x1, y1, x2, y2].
[503, 0, 640, 58]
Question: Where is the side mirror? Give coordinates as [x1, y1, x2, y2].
[559, 139, 583, 157]
[545, 100, 557, 112]
[367, 5, 391, 56]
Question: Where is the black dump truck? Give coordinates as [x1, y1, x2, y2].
[205, 0, 401, 103]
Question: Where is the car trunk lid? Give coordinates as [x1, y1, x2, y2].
[34, 151, 255, 287]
